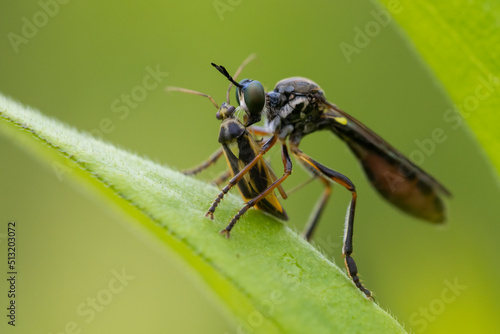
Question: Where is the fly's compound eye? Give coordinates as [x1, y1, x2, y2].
[236, 79, 265, 126]
[244, 81, 265, 114]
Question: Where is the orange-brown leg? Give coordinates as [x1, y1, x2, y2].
[206, 135, 278, 219]
[220, 141, 292, 237]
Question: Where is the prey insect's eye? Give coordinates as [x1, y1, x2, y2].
[217, 103, 235, 120]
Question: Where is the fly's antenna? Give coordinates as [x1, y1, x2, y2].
[166, 87, 219, 110]
[211, 63, 243, 88]
[212, 53, 257, 104]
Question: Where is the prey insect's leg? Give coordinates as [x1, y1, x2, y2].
[220, 142, 292, 237]
[211, 170, 232, 187]
[302, 177, 332, 242]
[182, 148, 224, 176]
[206, 135, 278, 219]
[291, 145, 372, 298]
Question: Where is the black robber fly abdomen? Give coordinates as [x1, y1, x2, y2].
[265, 77, 449, 222]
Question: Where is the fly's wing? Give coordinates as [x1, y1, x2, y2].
[322, 101, 451, 223]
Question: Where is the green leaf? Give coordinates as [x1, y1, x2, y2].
[376, 0, 500, 179]
[0, 94, 406, 333]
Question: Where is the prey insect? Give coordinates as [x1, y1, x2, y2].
[207, 60, 451, 298]
[167, 58, 289, 237]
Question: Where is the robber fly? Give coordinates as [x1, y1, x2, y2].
[208, 59, 451, 298]
[167, 57, 289, 237]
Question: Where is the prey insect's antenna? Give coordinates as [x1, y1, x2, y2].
[166, 86, 219, 110]
[232, 54, 257, 81]
[226, 53, 256, 103]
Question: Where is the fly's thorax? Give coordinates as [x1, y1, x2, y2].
[266, 77, 326, 138]
[274, 77, 323, 95]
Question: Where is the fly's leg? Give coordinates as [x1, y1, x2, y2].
[264, 160, 288, 199]
[206, 135, 278, 219]
[285, 176, 317, 196]
[291, 144, 372, 299]
[250, 126, 287, 199]
[220, 141, 292, 237]
[302, 177, 332, 242]
[247, 125, 273, 137]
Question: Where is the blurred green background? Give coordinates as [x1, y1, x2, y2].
[0, 0, 499, 333]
